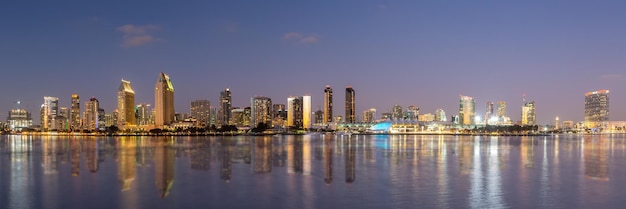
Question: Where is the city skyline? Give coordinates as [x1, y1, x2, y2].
[2, 1, 626, 124]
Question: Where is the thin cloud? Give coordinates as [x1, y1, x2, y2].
[117, 24, 162, 47]
[600, 74, 624, 81]
[283, 32, 319, 44]
[283, 32, 303, 40]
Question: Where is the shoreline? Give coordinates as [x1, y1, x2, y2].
[2, 132, 619, 137]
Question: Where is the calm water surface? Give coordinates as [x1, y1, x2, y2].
[1, 134, 626, 209]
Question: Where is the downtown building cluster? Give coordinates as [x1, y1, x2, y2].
[1, 72, 623, 133]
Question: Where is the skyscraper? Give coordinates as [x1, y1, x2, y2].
[392, 105, 403, 120]
[497, 101, 507, 119]
[118, 79, 136, 127]
[70, 94, 81, 131]
[190, 100, 210, 126]
[218, 88, 232, 127]
[84, 97, 100, 131]
[345, 86, 355, 123]
[324, 85, 333, 124]
[287, 97, 303, 129]
[251, 96, 272, 128]
[155, 72, 175, 127]
[521, 100, 536, 125]
[303, 95, 311, 129]
[585, 90, 609, 128]
[41, 96, 59, 131]
[459, 95, 475, 125]
[485, 101, 494, 124]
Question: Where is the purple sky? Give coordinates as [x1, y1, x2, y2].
[1, 1, 625, 125]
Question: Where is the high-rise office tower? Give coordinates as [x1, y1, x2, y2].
[70, 94, 81, 131]
[84, 97, 100, 131]
[485, 101, 494, 124]
[41, 96, 59, 131]
[209, 106, 217, 126]
[521, 99, 536, 125]
[585, 90, 609, 128]
[345, 86, 355, 123]
[324, 85, 333, 124]
[362, 108, 376, 123]
[287, 96, 304, 129]
[303, 95, 311, 129]
[118, 79, 136, 126]
[392, 105, 403, 120]
[136, 104, 151, 125]
[497, 101, 507, 119]
[190, 100, 210, 125]
[251, 96, 273, 128]
[218, 88, 232, 127]
[155, 72, 175, 127]
[459, 95, 475, 125]
[435, 109, 446, 122]
[406, 105, 419, 121]
[98, 108, 106, 130]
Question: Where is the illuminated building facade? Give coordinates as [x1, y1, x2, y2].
[218, 88, 232, 127]
[406, 105, 419, 121]
[585, 90, 609, 128]
[7, 107, 32, 131]
[345, 86, 355, 123]
[41, 96, 59, 131]
[418, 113, 435, 122]
[251, 96, 272, 128]
[105, 113, 117, 127]
[324, 85, 333, 124]
[459, 95, 475, 125]
[497, 101, 507, 120]
[230, 107, 251, 127]
[392, 105, 403, 120]
[136, 104, 152, 125]
[70, 94, 81, 131]
[303, 96, 311, 129]
[485, 101, 494, 124]
[155, 72, 175, 127]
[117, 79, 136, 126]
[84, 97, 100, 131]
[435, 109, 446, 122]
[362, 108, 376, 123]
[288, 97, 303, 129]
[190, 100, 210, 126]
[314, 110, 324, 125]
[521, 100, 536, 125]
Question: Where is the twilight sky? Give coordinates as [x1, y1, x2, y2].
[1, 1, 625, 125]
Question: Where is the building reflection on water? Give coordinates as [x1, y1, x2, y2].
[584, 136, 609, 181]
[154, 138, 175, 198]
[344, 137, 356, 183]
[220, 138, 233, 182]
[118, 137, 137, 191]
[2, 134, 626, 201]
[324, 137, 333, 184]
[70, 138, 81, 176]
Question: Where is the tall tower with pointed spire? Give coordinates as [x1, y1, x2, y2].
[155, 72, 175, 127]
